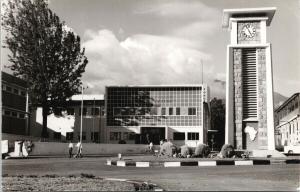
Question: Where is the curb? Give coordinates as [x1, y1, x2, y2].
[106, 159, 300, 167]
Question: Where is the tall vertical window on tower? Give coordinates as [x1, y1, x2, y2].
[242, 48, 257, 119]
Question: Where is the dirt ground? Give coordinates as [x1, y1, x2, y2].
[3, 175, 135, 191]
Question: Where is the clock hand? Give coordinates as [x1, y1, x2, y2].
[247, 28, 254, 37]
[247, 28, 251, 35]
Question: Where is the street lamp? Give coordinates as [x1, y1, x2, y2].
[80, 85, 83, 144]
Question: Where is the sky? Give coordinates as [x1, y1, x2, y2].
[1, 0, 300, 99]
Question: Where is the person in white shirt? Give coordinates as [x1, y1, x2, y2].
[68, 142, 73, 158]
[149, 142, 153, 152]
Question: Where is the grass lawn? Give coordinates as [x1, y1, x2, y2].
[3, 174, 135, 191]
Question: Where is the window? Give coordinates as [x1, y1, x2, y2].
[79, 108, 87, 116]
[188, 132, 199, 140]
[67, 108, 75, 115]
[123, 132, 135, 140]
[176, 107, 180, 115]
[129, 133, 136, 140]
[169, 108, 173, 115]
[173, 132, 185, 140]
[13, 88, 19, 94]
[6, 86, 12, 92]
[53, 132, 61, 140]
[20, 91, 26, 96]
[4, 110, 11, 116]
[161, 108, 166, 116]
[19, 113, 25, 119]
[82, 132, 86, 140]
[11, 112, 17, 117]
[114, 108, 121, 116]
[150, 108, 158, 115]
[242, 48, 257, 119]
[101, 108, 105, 116]
[188, 108, 196, 115]
[91, 108, 100, 116]
[91, 132, 99, 142]
[66, 132, 73, 140]
[110, 132, 121, 140]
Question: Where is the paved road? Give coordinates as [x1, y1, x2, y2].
[3, 156, 300, 191]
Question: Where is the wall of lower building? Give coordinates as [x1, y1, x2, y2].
[275, 93, 300, 147]
[277, 116, 300, 146]
[107, 126, 205, 147]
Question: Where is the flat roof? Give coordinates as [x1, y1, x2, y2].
[222, 7, 276, 28]
[71, 94, 104, 101]
[106, 84, 207, 88]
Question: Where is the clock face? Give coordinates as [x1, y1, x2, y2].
[241, 24, 256, 38]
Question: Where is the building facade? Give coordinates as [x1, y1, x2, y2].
[31, 95, 105, 143]
[275, 93, 300, 147]
[2, 72, 29, 136]
[105, 85, 210, 147]
[70, 95, 106, 143]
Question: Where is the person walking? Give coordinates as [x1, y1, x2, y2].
[68, 141, 73, 158]
[149, 142, 153, 152]
[76, 141, 82, 158]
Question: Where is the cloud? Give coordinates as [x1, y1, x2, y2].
[82, 29, 212, 93]
[134, 0, 218, 21]
[81, 1, 225, 99]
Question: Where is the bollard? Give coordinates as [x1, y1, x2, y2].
[118, 153, 122, 160]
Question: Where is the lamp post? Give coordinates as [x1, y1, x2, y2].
[92, 97, 95, 142]
[80, 85, 83, 144]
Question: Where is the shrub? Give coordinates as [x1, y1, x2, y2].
[159, 141, 176, 157]
[180, 145, 190, 158]
[118, 140, 126, 144]
[219, 144, 235, 158]
[194, 144, 211, 157]
[80, 173, 95, 179]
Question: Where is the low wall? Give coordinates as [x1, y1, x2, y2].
[30, 142, 155, 156]
[2, 133, 43, 142]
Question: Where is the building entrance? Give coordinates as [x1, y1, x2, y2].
[141, 127, 165, 145]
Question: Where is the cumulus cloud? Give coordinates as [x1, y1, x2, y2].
[81, 1, 225, 99]
[82, 29, 212, 93]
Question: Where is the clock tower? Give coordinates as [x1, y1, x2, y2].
[222, 8, 277, 152]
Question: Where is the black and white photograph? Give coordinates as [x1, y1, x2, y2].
[1, 0, 299, 191]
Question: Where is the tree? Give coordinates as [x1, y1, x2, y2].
[210, 98, 225, 149]
[2, 0, 88, 138]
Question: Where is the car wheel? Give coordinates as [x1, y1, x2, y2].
[288, 150, 293, 154]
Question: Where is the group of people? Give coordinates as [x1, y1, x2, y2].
[68, 141, 82, 158]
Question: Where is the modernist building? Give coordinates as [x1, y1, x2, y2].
[2, 72, 29, 136]
[223, 8, 276, 150]
[274, 93, 300, 147]
[105, 85, 210, 147]
[31, 95, 105, 142]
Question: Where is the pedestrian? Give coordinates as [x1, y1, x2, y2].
[76, 141, 82, 158]
[160, 140, 163, 146]
[68, 141, 73, 158]
[149, 142, 153, 152]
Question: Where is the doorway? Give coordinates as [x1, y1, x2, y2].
[141, 127, 165, 145]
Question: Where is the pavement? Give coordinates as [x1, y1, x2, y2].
[3, 155, 300, 191]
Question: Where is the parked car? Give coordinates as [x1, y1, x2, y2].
[284, 142, 300, 154]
